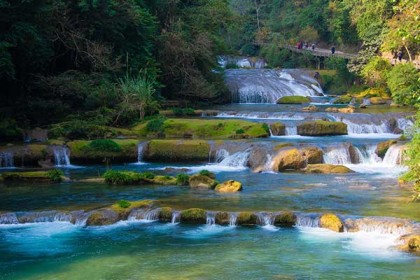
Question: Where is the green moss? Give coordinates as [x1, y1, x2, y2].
[277, 96, 311, 104]
[332, 94, 353, 104]
[297, 121, 347, 136]
[1, 170, 64, 182]
[273, 211, 297, 227]
[180, 208, 206, 224]
[175, 173, 190, 185]
[88, 139, 121, 152]
[110, 200, 154, 219]
[199, 170, 215, 179]
[46, 169, 64, 182]
[146, 140, 210, 162]
[152, 175, 177, 185]
[117, 200, 131, 209]
[236, 212, 257, 226]
[158, 207, 173, 222]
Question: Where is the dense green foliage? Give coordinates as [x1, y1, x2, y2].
[88, 139, 121, 153]
[176, 174, 190, 186]
[46, 169, 64, 182]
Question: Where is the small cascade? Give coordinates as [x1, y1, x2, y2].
[71, 211, 90, 226]
[323, 145, 352, 165]
[171, 211, 180, 224]
[206, 212, 216, 226]
[229, 213, 238, 227]
[217, 149, 250, 168]
[345, 217, 414, 235]
[16, 211, 72, 224]
[216, 111, 306, 120]
[0, 152, 14, 168]
[383, 145, 404, 165]
[137, 142, 146, 164]
[0, 213, 19, 224]
[356, 145, 382, 164]
[256, 213, 274, 226]
[215, 149, 230, 163]
[296, 214, 320, 228]
[128, 208, 160, 222]
[285, 126, 297, 136]
[53, 146, 71, 167]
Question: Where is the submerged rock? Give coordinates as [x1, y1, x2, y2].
[297, 121, 347, 136]
[304, 164, 354, 174]
[215, 180, 242, 193]
[319, 213, 344, 232]
[188, 174, 217, 189]
[180, 208, 206, 224]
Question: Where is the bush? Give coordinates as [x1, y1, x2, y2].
[103, 170, 157, 184]
[146, 116, 166, 133]
[0, 119, 22, 141]
[47, 169, 64, 182]
[88, 139, 121, 152]
[176, 173, 190, 185]
[49, 120, 116, 140]
[262, 123, 270, 134]
[387, 63, 420, 106]
[117, 200, 131, 209]
[199, 170, 215, 178]
[236, 129, 245, 134]
[361, 57, 391, 87]
[142, 172, 155, 179]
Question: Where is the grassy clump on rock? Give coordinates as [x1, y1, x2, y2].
[297, 120, 347, 136]
[1, 169, 65, 182]
[236, 212, 258, 226]
[104, 170, 178, 185]
[180, 208, 206, 224]
[145, 140, 210, 162]
[376, 140, 397, 158]
[273, 211, 297, 227]
[277, 96, 311, 104]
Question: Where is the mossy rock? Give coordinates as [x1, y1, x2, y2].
[272, 148, 306, 171]
[273, 211, 297, 227]
[236, 212, 258, 226]
[319, 213, 344, 232]
[188, 174, 217, 189]
[0, 144, 48, 167]
[297, 121, 347, 136]
[145, 140, 210, 162]
[215, 180, 242, 193]
[152, 176, 177, 185]
[215, 212, 230, 225]
[300, 147, 323, 164]
[180, 208, 206, 224]
[332, 94, 353, 104]
[305, 164, 354, 174]
[369, 97, 387, 105]
[270, 122, 286, 136]
[1, 170, 65, 182]
[277, 96, 311, 104]
[110, 200, 154, 219]
[158, 207, 173, 222]
[86, 210, 119, 226]
[376, 140, 397, 159]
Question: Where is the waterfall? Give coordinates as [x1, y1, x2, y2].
[128, 208, 159, 222]
[229, 213, 238, 227]
[16, 211, 72, 224]
[217, 149, 250, 168]
[216, 111, 306, 120]
[323, 145, 352, 165]
[383, 145, 404, 165]
[295, 214, 320, 228]
[257, 213, 274, 226]
[356, 145, 382, 164]
[136, 142, 147, 164]
[171, 211, 180, 224]
[285, 126, 297, 136]
[345, 217, 413, 235]
[53, 146, 71, 167]
[0, 213, 19, 224]
[0, 152, 14, 168]
[206, 212, 216, 226]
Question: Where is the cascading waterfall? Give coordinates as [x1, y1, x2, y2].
[216, 149, 250, 168]
[323, 145, 352, 165]
[229, 213, 238, 227]
[171, 211, 180, 224]
[296, 214, 320, 228]
[215, 149, 230, 163]
[344, 217, 414, 235]
[206, 212, 216, 226]
[137, 142, 147, 164]
[128, 208, 160, 222]
[257, 213, 274, 226]
[285, 126, 298, 136]
[53, 146, 71, 167]
[0, 152, 14, 168]
[382, 144, 404, 165]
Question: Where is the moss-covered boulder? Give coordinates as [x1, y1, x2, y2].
[110, 200, 154, 220]
[215, 180, 242, 193]
[188, 174, 217, 189]
[273, 211, 297, 227]
[399, 234, 420, 254]
[180, 208, 206, 224]
[272, 148, 306, 171]
[369, 97, 387, 105]
[158, 207, 173, 222]
[145, 140, 210, 162]
[297, 121, 347, 136]
[332, 94, 352, 104]
[86, 210, 120, 226]
[277, 96, 311, 104]
[300, 147, 323, 164]
[236, 212, 258, 226]
[215, 212, 230, 225]
[67, 139, 138, 164]
[304, 164, 354, 174]
[376, 140, 397, 159]
[0, 144, 49, 167]
[269, 122, 286, 136]
[1, 170, 65, 182]
[319, 213, 344, 232]
[152, 176, 177, 185]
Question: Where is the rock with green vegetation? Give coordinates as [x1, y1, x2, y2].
[274, 143, 293, 150]
[188, 174, 217, 189]
[269, 122, 286, 136]
[215, 212, 230, 225]
[158, 207, 173, 222]
[1, 169, 65, 182]
[180, 208, 206, 224]
[103, 170, 152, 185]
[215, 180, 242, 192]
[399, 234, 420, 254]
[277, 96, 311, 104]
[110, 200, 154, 220]
[86, 210, 120, 226]
[272, 148, 306, 171]
[145, 140, 210, 162]
[134, 119, 269, 139]
[273, 211, 297, 227]
[236, 212, 258, 226]
[152, 175, 177, 185]
[300, 146, 323, 164]
[67, 139, 138, 164]
[304, 164, 354, 174]
[302, 105, 318, 112]
[0, 144, 49, 167]
[369, 97, 387, 105]
[199, 169, 216, 179]
[319, 213, 344, 232]
[297, 121, 347, 136]
[175, 174, 190, 185]
[376, 140, 397, 159]
[332, 94, 353, 104]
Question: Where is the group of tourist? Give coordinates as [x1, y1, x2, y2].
[296, 41, 336, 55]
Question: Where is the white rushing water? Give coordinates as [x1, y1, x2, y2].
[135, 142, 148, 165]
[53, 146, 71, 167]
[0, 151, 14, 168]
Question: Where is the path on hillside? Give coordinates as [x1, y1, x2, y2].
[283, 45, 357, 59]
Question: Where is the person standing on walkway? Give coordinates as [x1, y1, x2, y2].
[311, 43, 315, 51]
[331, 46, 336, 55]
[397, 51, 403, 62]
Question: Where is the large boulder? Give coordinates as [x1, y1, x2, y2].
[297, 121, 347, 136]
[145, 140, 210, 162]
[86, 210, 119, 226]
[304, 164, 354, 174]
[399, 234, 420, 254]
[269, 122, 286, 136]
[215, 180, 242, 193]
[158, 207, 173, 222]
[272, 148, 306, 171]
[236, 212, 258, 226]
[215, 212, 230, 225]
[300, 146, 323, 164]
[319, 213, 344, 232]
[369, 97, 387, 105]
[273, 211, 297, 227]
[276, 96, 310, 104]
[248, 147, 271, 172]
[188, 174, 217, 189]
[376, 140, 397, 159]
[180, 208, 206, 224]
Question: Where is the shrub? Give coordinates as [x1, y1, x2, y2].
[103, 170, 134, 184]
[262, 123, 270, 134]
[117, 200, 131, 209]
[88, 139, 121, 152]
[176, 173, 190, 185]
[47, 169, 64, 182]
[146, 116, 166, 133]
[49, 120, 116, 140]
[236, 129, 245, 134]
[199, 170, 212, 177]
[171, 108, 195, 116]
[387, 63, 420, 106]
[141, 172, 155, 179]
[0, 119, 22, 141]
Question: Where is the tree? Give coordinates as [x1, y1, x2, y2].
[387, 63, 420, 106]
[361, 56, 392, 87]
